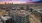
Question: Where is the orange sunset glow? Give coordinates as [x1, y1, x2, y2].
[0, 2, 5, 4]
[0, 2, 36, 4]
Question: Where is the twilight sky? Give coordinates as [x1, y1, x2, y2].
[0, 0, 42, 4]
[0, 0, 40, 2]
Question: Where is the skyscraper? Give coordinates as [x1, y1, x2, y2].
[14, 10, 29, 23]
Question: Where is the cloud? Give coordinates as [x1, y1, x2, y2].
[0, 0, 41, 2]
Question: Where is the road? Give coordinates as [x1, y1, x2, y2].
[29, 12, 41, 23]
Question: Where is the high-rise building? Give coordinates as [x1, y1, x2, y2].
[14, 10, 29, 23]
[5, 2, 6, 4]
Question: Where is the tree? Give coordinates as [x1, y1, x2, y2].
[21, 7, 24, 10]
